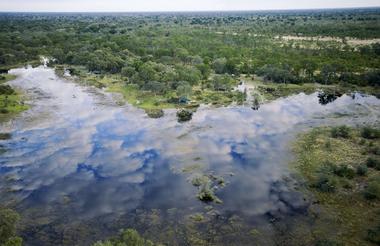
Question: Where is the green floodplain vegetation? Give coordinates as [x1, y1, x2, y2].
[293, 126, 380, 245]
[0, 7, 380, 246]
[0, 74, 28, 119]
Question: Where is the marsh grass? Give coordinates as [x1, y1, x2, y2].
[293, 126, 380, 245]
[0, 75, 28, 118]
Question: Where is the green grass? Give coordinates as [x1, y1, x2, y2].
[0, 75, 29, 118]
[292, 127, 380, 245]
[108, 84, 176, 110]
[0, 74, 17, 84]
[0, 94, 28, 115]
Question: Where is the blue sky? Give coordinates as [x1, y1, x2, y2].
[0, 0, 379, 12]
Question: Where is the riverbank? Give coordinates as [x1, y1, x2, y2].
[241, 75, 380, 103]
[292, 126, 380, 245]
[0, 74, 28, 120]
[54, 65, 246, 111]
[54, 65, 380, 112]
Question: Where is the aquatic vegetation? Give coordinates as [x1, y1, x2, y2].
[189, 213, 205, 222]
[0, 133, 11, 140]
[293, 126, 380, 245]
[93, 229, 157, 246]
[176, 109, 193, 123]
[318, 91, 342, 105]
[0, 208, 22, 246]
[191, 175, 209, 187]
[197, 182, 222, 204]
[190, 174, 225, 204]
[145, 109, 164, 119]
[181, 164, 202, 173]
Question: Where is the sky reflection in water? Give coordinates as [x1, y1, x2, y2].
[0, 67, 380, 243]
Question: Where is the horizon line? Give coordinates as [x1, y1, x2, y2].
[1, 6, 380, 14]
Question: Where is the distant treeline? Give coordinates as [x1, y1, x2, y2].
[0, 8, 379, 95]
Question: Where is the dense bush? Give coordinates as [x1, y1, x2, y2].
[367, 224, 380, 244]
[356, 165, 368, 176]
[314, 174, 337, 193]
[257, 64, 298, 84]
[333, 164, 356, 179]
[364, 177, 380, 200]
[366, 157, 380, 170]
[361, 127, 380, 139]
[331, 126, 351, 139]
[0, 85, 15, 95]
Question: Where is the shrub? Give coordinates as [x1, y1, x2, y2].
[340, 178, 354, 189]
[0, 85, 15, 95]
[333, 164, 356, 179]
[367, 224, 380, 244]
[356, 165, 368, 176]
[361, 127, 380, 139]
[314, 174, 337, 193]
[369, 146, 380, 155]
[364, 177, 380, 200]
[331, 126, 351, 138]
[315, 239, 342, 246]
[366, 157, 380, 170]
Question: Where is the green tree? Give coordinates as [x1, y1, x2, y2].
[211, 74, 234, 91]
[212, 58, 227, 74]
[176, 81, 192, 98]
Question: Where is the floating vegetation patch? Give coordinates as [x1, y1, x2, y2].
[93, 229, 157, 246]
[0, 208, 23, 246]
[318, 90, 342, 105]
[190, 174, 225, 204]
[0, 133, 11, 140]
[177, 109, 193, 123]
[145, 109, 164, 119]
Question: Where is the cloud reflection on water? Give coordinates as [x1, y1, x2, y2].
[1, 67, 379, 225]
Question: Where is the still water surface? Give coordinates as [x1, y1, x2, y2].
[0, 67, 379, 245]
